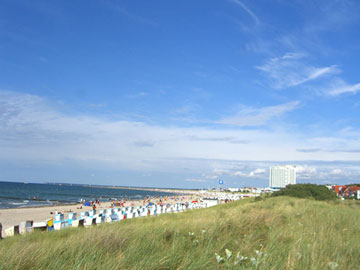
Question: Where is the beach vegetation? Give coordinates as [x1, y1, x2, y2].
[271, 184, 338, 201]
[0, 197, 359, 269]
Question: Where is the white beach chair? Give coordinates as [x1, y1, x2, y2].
[67, 212, 77, 226]
[111, 213, 121, 221]
[4, 225, 20, 237]
[33, 222, 47, 232]
[106, 209, 114, 216]
[96, 215, 105, 225]
[54, 214, 67, 230]
[19, 221, 33, 235]
[80, 211, 89, 219]
[84, 217, 96, 227]
[88, 210, 96, 218]
[126, 211, 134, 219]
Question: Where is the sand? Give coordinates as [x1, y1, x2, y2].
[0, 194, 201, 234]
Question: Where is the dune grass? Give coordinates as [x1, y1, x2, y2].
[0, 197, 359, 270]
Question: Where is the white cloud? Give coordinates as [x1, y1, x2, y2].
[127, 91, 149, 98]
[326, 79, 360, 96]
[218, 101, 300, 126]
[330, 169, 343, 175]
[233, 168, 266, 178]
[257, 53, 340, 89]
[1, 90, 360, 186]
[249, 168, 266, 176]
[295, 165, 317, 180]
[185, 178, 207, 183]
[281, 52, 305, 60]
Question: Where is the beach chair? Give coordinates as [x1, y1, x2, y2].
[54, 222, 66, 230]
[105, 216, 112, 223]
[54, 214, 67, 230]
[67, 212, 77, 226]
[95, 215, 105, 225]
[4, 225, 20, 237]
[105, 209, 114, 216]
[72, 218, 85, 227]
[84, 217, 96, 227]
[46, 219, 54, 231]
[19, 221, 33, 235]
[33, 222, 48, 232]
[88, 210, 96, 218]
[111, 213, 121, 222]
[80, 211, 89, 219]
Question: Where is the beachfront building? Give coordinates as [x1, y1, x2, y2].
[269, 165, 296, 188]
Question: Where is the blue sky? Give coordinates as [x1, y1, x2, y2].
[1, 0, 360, 188]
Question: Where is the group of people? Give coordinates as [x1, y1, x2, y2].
[90, 200, 101, 211]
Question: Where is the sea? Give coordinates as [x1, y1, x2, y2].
[0, 181, 178, 209]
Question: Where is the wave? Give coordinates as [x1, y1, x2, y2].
[9, 202, 26, 205]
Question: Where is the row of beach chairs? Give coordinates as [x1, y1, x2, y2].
[3, 201, 209, 237]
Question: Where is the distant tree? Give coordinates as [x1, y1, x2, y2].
[271, 184, 338, 201]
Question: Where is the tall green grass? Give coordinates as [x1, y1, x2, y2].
[0, 197, 359, 270]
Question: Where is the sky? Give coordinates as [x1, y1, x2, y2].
[1, 0, 360, 188]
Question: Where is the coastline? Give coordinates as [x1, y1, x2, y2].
[0, 194, 200, 233]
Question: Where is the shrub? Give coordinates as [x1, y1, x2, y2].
[271, 184, 338, 201]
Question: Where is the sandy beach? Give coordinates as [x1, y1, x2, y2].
[0, 194, 201, 234]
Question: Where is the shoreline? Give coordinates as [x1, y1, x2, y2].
[0, 194, 201, 233]
[0, 186, 194, 211]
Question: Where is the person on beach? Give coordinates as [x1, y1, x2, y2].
[0, 222, 2, 240]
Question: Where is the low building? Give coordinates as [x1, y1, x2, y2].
[226, 188, 240, 192]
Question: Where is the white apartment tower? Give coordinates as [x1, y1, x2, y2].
[269, 165, 296, 188]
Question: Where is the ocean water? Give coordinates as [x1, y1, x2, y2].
[0, 181, 177, 209]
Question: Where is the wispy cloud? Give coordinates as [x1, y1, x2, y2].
[297, 148, 321, 153]
[256, 53, 340, 89]
[303, 0, 357, 33]
[187, 135, 250, 144]
[133, 140, 155, 147]
[104, 1, 157, 26]
[185, 178, 207, 183]
[229, 0, 260, 25]
[218, 101, 300, 126]
[126, 91, 149, 98]
[234, 168, 266, 178]
[295, 165, 317, 180]
[326, 79, 360, 96]
[297, 148, 360, 153]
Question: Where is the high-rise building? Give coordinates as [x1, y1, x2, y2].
[269, 165, 296, 188]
